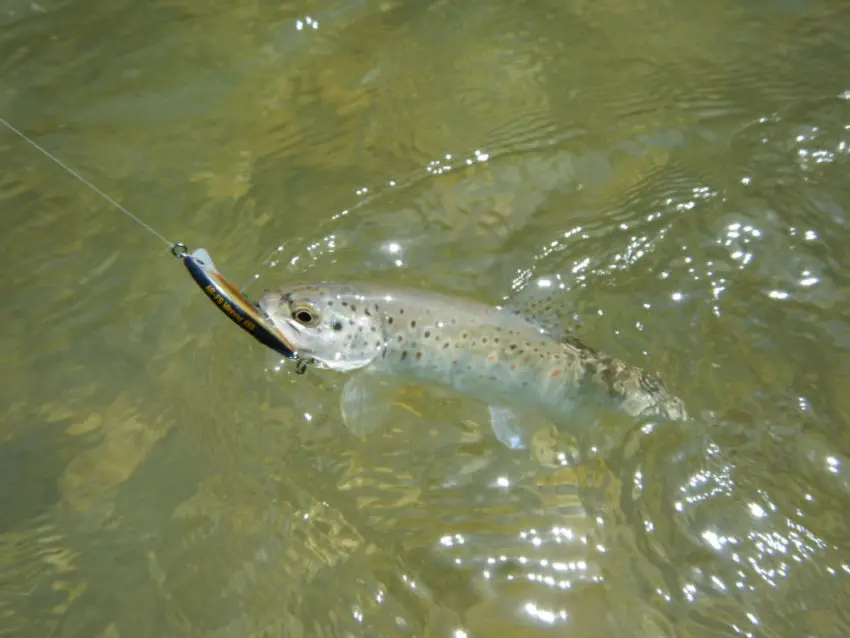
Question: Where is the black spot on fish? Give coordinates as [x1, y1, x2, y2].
[461, 332, 468, 339]
[342, 301, 348, 307]
[364, 308, 371, 317]
[639, 371, 665, 394]
[482, 337, 488, 343]
[333, 321, 343, 331]
[401, 350, 408, 361]
[510, 344, 517, 350]
[443, 342, 450, 349]
[399, 308, 404, 314]
[410, 320, 416, 328]
[374, 304, 379, 312]
[350, 304, 357, 312]
[388, 317, 394, 325]
[327, 300, 333, 306]
[494, 338, 500, 343]
[424, 330, 431, 338]
[599, 356, 624, 397]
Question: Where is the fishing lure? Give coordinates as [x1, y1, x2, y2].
[171, 243, 310, 374]
[0, 116, 309, 371]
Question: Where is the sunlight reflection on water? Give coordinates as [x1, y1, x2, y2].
[2, 0, 850, 636]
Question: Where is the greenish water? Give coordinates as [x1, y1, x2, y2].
[2, 0, 850, 635]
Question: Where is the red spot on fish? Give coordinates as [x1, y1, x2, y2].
[452, 360, 457, 365]
[551, 370, 561, 377]
[510, 364, 516, 370]
[488, 355, 495, 361]
[416, 352, 422, 360]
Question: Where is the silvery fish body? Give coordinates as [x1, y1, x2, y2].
[258, 282, 687, 444]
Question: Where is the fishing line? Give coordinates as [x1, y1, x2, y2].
[0, 117, 174, 248]
[0, 117, 305, 370]
[2, 114, 544, 370]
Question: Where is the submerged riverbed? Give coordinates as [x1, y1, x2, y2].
[2, 0, 850, 636]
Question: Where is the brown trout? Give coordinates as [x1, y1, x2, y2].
[257, 282, 687, 448]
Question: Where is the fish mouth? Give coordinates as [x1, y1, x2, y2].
[253, 301, 303, 358]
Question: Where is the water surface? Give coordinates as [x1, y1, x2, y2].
[2, 0, 850, 636]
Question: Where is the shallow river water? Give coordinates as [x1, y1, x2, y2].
[2, 0, 850, 636]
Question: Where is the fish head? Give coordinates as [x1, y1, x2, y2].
[257, 282, 384, 372]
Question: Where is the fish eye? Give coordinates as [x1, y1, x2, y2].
[291, 303, 318, 325]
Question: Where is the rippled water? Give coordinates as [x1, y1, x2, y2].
[3, 0, 850, 636]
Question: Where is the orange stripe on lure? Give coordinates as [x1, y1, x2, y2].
[172, 243, 307, 373]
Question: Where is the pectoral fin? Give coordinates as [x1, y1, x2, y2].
[340, 370, 398, 437]
[488, 404, 526, 449]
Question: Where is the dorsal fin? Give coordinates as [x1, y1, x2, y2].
[558, 333, 598, 355]
[500, 275, 582, 339]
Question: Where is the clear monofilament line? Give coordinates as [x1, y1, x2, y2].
[0, 117, 174, 248]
